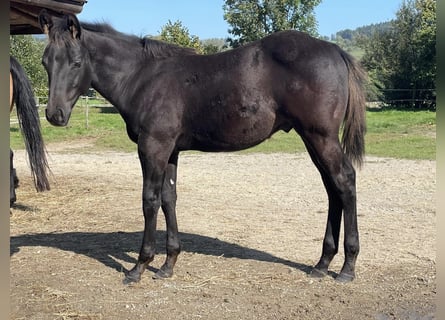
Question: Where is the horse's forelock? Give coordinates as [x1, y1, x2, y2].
[47, 18, 77, 45]
[48, 32, 77, 47]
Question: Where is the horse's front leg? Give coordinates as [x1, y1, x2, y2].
[153, 152, 181, 279]
[124, 135, 173, 284]
[10, 149, 18, 207]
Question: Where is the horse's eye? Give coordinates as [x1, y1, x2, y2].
[73, 61, 82, 68]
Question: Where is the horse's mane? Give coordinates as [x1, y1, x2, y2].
[141, 38, 197, 58]
[80, 21, 197, 59]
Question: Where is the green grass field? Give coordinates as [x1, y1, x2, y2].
[10, 103, 436, 160]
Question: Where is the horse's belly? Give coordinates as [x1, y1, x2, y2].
[191, 104, 277, 152]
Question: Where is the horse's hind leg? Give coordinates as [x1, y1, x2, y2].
[302, 132, 359, 282]
[153, 152, 181, 279]
[10, 149, 18, 207]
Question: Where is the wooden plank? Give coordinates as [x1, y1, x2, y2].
[10, 6, 37, 26]
[10, 0, 86, 34]
[11, 0, 86, 14]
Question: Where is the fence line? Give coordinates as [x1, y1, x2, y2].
[10, 96, 108, 127]
[367, 88, 436, 108]
[11, 89, 435, 126]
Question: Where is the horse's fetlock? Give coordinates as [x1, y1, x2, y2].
[167, 243, 181, 255]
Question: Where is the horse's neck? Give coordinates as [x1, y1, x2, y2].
[83, 31, 142, 111]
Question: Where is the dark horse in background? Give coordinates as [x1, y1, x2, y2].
[10, 56, 51, 207]
[39, 10, 366, 284]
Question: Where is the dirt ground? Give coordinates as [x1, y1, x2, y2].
[10, 141, 436, 320]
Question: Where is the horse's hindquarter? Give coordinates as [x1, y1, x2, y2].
[261, 31, 350, 132]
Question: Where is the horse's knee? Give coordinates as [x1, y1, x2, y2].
[142, 191, 162, 211]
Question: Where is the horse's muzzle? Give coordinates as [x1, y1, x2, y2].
[46, 107, 68, 126]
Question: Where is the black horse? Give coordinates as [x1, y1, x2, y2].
[10, 56, 51, 207]
[38, 10, 366, 283]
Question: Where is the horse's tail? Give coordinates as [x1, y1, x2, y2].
[339, 50, 367, 169]
[10, 56, 51, 191]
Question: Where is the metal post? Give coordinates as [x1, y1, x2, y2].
[85, 96, 89, 129]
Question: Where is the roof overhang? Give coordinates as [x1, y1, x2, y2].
[10, 0, 87, 35]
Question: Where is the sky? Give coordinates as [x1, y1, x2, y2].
[77, 0, 403, 39]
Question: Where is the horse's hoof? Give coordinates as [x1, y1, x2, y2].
[123, 270, 141, 285]
[152, 268, 173, 279]
[310, 268, 327, 278]
[336, 272, 355, 283]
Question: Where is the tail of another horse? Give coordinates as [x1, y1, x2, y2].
[10, 56, 51, 192]
[339, 51, 367, 169]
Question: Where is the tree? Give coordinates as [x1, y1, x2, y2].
[10, 35, 48, 97]
[359, 0, 436, 109]
[223, 0, 321, 47]
[201, 38, 227, 54]
[159, 20, 204, 53]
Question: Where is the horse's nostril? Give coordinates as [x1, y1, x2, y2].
[46, 107, 65, 126]
[56, 108, 64, 121]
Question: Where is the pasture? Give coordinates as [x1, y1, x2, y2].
[10, 119, 436, 319]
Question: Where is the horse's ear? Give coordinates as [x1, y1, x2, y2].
[38, 9, 53, 34]
[66, 14, 81, 39]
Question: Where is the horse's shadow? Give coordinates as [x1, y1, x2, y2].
[10, 230, 315, 277]
[11, 203, 36, 211]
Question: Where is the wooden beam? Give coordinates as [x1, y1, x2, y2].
[11, 0, 86, 14]
[10, 6, 38, 27]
